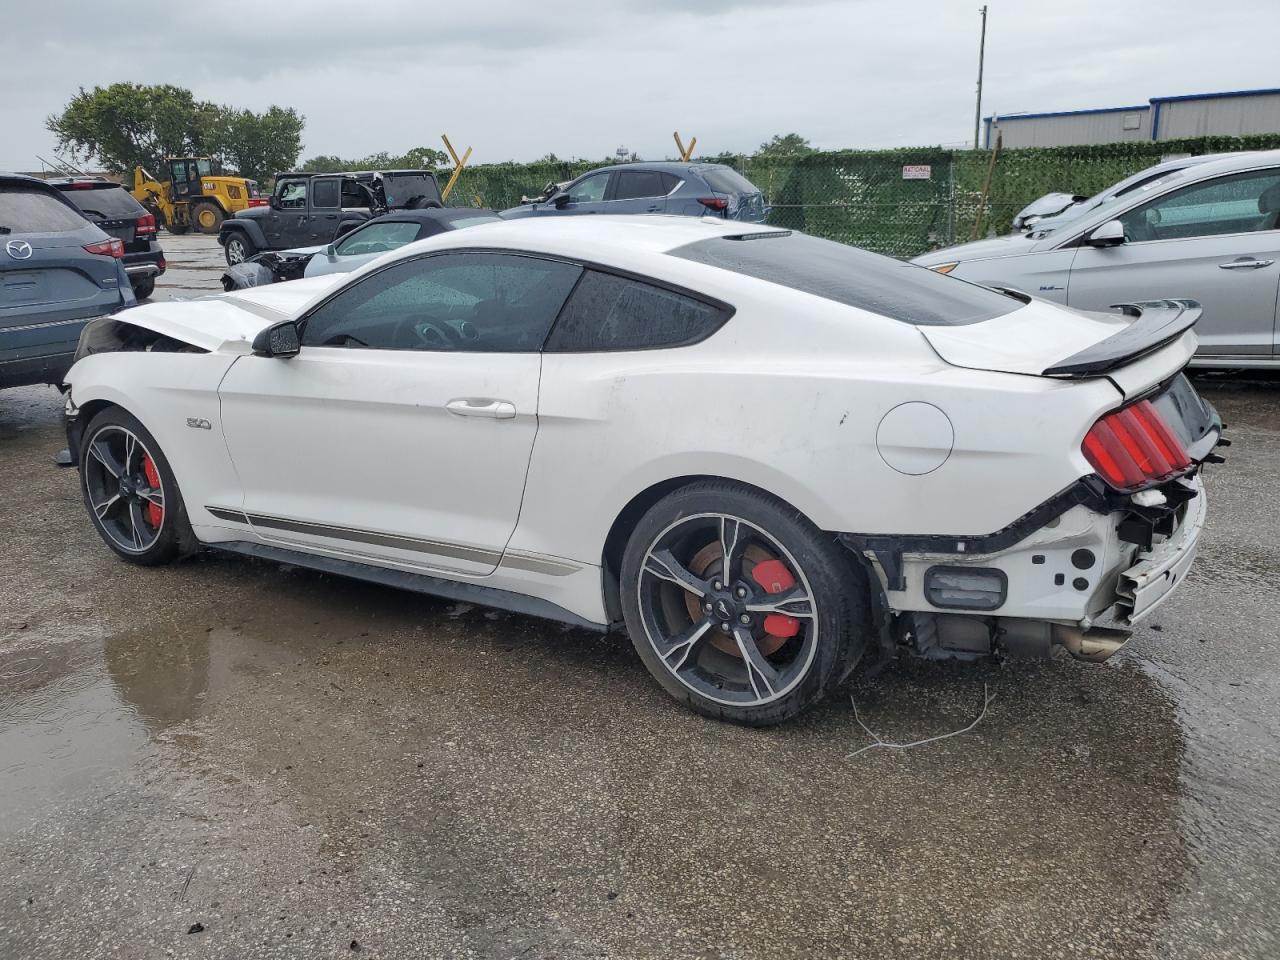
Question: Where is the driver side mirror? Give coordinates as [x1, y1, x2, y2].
[269, 194, 282, 210]
[251, 320, 301, 358]
[1087, 219, 1126, 247]
[325, 243, 338, 261]
[551, 191, 572, 208]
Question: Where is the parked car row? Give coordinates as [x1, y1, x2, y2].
[920, 149, 1280, 365]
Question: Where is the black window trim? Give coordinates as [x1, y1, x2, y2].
[294, 246, 735, 353]
[310, 176, 341, 209]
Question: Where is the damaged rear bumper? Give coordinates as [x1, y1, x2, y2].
[841, 471, 1209, 664]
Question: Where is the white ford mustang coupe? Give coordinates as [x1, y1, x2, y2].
[63, 216, 1224, 724]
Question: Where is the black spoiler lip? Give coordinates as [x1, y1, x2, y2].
[1042, 299, 1200, 377]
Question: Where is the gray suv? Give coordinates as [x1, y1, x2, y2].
[502, 162, 767, 222]
[1, 173, 135, 390]
[915, 150, 1280, 366]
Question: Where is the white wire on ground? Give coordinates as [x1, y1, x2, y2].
[846, 683, 996, 759]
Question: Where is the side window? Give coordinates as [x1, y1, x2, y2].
[300, 253, 582, 353]
[278, 181, 307, 209]
[311, 178, 340, 209]
[544, 270, 730, 352]
[613, 170, 666, 201]
[567, 173, 609, 204]
[334, 221, 421, 256]
[340, 179, 370, 208]
[1119, 168, 1280, 242]
[659, 173, 681, 194]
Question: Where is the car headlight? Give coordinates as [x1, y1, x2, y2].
[929, 262, 959, 275]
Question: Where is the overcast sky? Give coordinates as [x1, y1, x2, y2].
[3, 0, 1278, 171]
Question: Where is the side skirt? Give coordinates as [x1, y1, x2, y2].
[210, 540, 609, 633]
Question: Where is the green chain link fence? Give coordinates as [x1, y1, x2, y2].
[442, 133, 1280, 259]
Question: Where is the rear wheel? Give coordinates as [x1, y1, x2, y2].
[620, 481, 870, 726]
[191, 201, 224, 234]
[78, 407, 196, 566]
[224, 233, 255, 266]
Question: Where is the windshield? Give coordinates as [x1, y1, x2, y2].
[1030, 168, 1196, 238]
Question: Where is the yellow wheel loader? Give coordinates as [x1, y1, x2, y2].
[131, 157, 266, 235]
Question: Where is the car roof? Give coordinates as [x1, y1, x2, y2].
[46, 177, 129, 190]
[1163, 148, 1280, 181]
[573, 161, 733, 177]
[388, 213, 785, 261]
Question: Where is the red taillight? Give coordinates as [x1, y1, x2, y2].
[247, 198, 269, 208]
[1082, 400, 1192, 491]
[82, 238, 125, 259]
[136, 212, 156, 236]
[70, 180, 98, 190]
[698, 196, 729, 211]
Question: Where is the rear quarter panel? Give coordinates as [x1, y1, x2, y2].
[511, 275, 1125, 567]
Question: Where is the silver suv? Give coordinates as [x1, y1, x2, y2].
[915, 150, 1280, 366]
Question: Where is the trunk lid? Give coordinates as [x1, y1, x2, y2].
[918, 296, 1200, 397]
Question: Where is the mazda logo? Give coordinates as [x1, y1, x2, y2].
[5, 240, 33, 260]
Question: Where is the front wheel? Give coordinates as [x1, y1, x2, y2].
[223, 233, 256, 266]
[620, 481, 870, 726]
[78, 407, 196, 566]
[191, 201, 224, 234]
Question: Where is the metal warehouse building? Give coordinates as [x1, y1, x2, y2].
[984, 88, 1280, 148]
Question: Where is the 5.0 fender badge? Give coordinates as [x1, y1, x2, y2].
[186, 417, 212, 430]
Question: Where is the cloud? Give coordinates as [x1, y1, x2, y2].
[4, 0, 1279, 171]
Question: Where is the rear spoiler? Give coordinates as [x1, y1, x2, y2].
[1042, 299, 1200, 377]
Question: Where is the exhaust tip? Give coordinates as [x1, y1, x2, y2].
[1053, 625, 1130, 663]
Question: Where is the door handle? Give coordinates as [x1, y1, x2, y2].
[325, 214, 337, 219]
[446, 397, 516, 420]
[1218, 258, 1275, 269]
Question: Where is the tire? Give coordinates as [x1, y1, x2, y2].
[407, 197, 443, 210]
[168, 222, 190, 236]
[191, 201, 224, 234]
[224, 233, 255, 266]
[620, 481, 870, 726]
[78, 407, 197, 566]
[131, 276, 155, 300]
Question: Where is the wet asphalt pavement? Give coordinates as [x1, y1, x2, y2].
[1, 235, 1279, 958]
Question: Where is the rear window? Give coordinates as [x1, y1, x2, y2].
[669, 232, 1020, 327]
[59, 185, 145, 219]
[700, 167, 760, 196]
[0, 187, 89, 233]
[545, 270, 731, 352]
[382, 173, 438, 208]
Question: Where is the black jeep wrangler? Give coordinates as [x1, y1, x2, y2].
[217, 169, 443, 266]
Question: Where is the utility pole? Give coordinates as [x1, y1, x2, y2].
[974, 5, 988, 149]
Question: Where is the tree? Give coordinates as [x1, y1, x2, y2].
[299, 146, 449, 173]
[47, 82, 305, 181]
[206, 106, 305, 182]
[47, 83, 212, 175]
[756, 133, 815, 158]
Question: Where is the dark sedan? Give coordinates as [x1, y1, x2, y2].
[221, 207, 501, 290]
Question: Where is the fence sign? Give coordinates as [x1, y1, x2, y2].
[902, 165, 932, 180]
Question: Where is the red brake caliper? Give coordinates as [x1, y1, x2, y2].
[750, 558, 800, 639]
[141, 455, 163, 528]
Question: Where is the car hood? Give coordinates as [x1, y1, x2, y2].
[919, 296, 1198, 394]
[277, 244, 325, 257]
[112, 275, 345, 353]
[912, 234, 1040, 267]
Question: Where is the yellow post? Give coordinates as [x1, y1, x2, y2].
[673, 132, 697, 162]
[440, 135, 473, 203]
